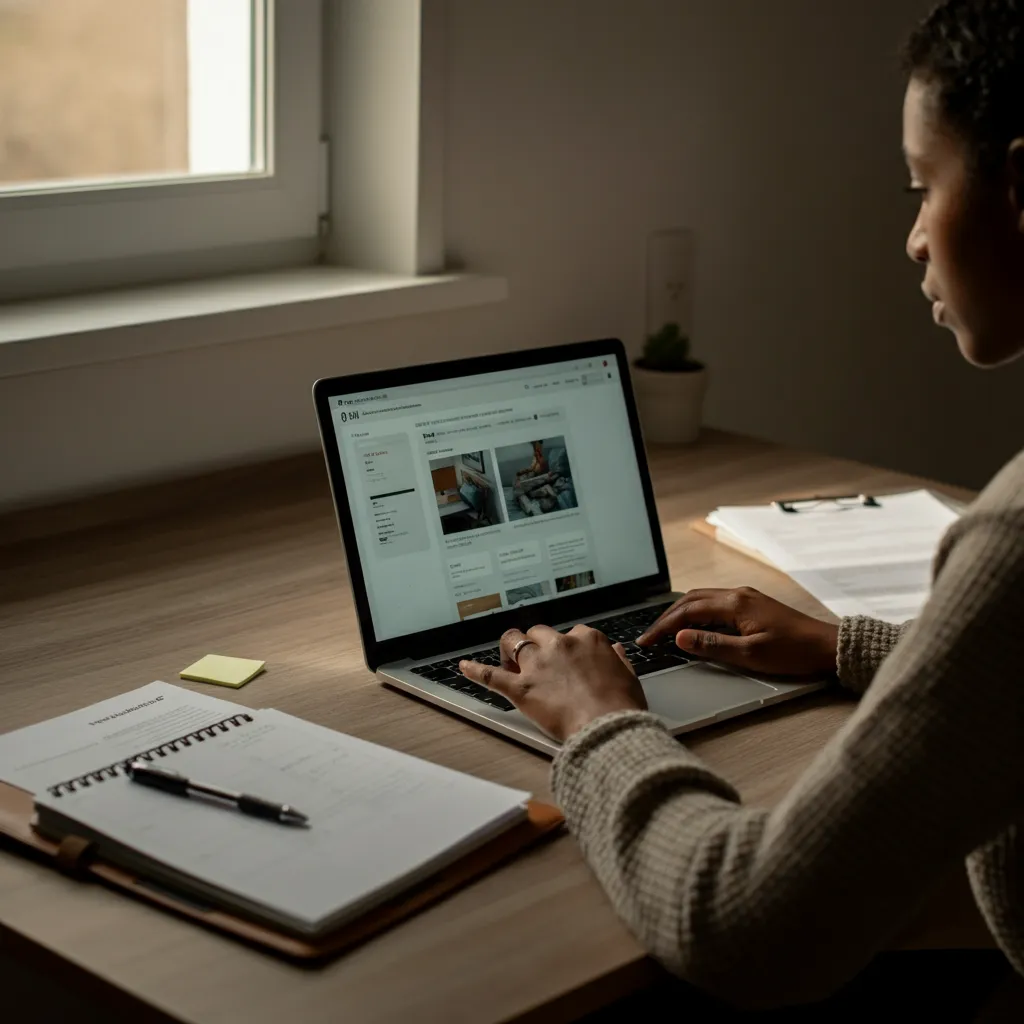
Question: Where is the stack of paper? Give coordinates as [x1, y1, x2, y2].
[707, 491, 962, 623]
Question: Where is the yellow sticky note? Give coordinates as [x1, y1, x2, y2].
[180, 654, 266, 688]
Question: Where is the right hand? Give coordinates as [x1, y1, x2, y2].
[636, 587, 839, 679]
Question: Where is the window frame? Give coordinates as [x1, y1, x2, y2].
[0, 0, 323, 300]
[0, 0, 491, 385]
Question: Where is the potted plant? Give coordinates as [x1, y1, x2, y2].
[632, 322, 707, 444]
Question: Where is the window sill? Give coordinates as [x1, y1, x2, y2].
[0, 267, 508, 379]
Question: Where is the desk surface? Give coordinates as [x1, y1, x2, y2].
[0, 431, 982, 1024]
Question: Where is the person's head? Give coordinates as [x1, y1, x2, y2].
[902, 0, 1024, 366]
[532, 441, 543, 454]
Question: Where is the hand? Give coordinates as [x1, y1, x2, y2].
[459, 625, 647, 742]
[636, 587, 839, 679]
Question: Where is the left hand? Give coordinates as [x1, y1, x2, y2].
[459, 625, 647, 742]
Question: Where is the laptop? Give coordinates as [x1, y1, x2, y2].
[313, 339, 824, 756]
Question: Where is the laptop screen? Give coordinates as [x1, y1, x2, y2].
[326, 352, 661, 643]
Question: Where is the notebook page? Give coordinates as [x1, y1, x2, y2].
[0, 682, 251, 796]
[35, 709, 530, 932]
[710, 491, 959, 622]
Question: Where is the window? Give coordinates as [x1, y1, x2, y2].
[0, 0, 322, 298]
[0, 0, 264, 190]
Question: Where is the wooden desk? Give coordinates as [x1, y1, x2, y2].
[0, 431, 984, 1024]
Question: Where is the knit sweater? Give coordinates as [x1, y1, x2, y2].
[552, 450, 1024, 1009]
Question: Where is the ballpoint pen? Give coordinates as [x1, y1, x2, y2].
[126, 761, 310, 827]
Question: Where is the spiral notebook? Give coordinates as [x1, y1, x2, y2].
[0, 683, 559, 951]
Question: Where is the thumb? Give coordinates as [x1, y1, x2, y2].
[612, 642, 636, 674]
[676, 629, 749, 664]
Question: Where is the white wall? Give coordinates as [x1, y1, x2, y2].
[4, 0, 1023, 511]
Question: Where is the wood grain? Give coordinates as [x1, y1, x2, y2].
[0, 430, 984, 1024]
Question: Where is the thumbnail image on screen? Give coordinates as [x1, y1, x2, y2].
[495, 437, 578, 521]
[554, 570, 596, 593]
[429, 450, 505, 537]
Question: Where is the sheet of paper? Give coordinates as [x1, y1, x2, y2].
[709, 491, 960, 622]
[35, 709, 530, 932]
[0, 681, 251, 796]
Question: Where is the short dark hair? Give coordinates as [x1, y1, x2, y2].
[903, 0, 1024, 172]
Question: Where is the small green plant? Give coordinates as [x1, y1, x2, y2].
[638, 322, 703, 372]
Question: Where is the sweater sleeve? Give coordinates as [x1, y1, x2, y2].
[969, 822, 1024, 978]
[552, 497, 1024, 1009]
[835, 615, 914, 695]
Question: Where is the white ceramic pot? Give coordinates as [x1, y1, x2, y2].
[631, 363, 708, 444]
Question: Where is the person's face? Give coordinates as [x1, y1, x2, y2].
[903, 77, 1024, 367]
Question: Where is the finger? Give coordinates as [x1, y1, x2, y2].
[499, 628, 539, 670]
[636, 596, 687, 646]
[525, 624, 561, 644]
[612, 642, 636, 673]
[674, 588, 725, 604]
[578, 623, 616, 648]
[459, 658, 522, 698]
[674, 629, 750, 666]
[637, 594, 738, 646]
[499, 628, 526, 670]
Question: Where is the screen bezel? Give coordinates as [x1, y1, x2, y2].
[312, 339, 671, 671]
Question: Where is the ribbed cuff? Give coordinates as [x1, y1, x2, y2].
[836, 615, 911, 696]
[552, 711, 740, 832]
[555, 709, 662, 764]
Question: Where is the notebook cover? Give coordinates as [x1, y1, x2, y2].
[0, 779, 563, 961]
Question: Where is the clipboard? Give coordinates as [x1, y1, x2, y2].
[689, 515, 779, 568]
[691, 494, 884, 568]
[690, 490, 967, 571]
[0, 779, 563, 962]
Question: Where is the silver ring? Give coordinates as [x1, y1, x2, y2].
[511, 638, 537, 665]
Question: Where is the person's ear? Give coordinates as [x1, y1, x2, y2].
[1009, 139, 1024, 229]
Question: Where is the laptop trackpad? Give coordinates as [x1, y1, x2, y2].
[642, 663, 776, 728]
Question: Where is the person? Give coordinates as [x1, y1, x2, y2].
[460, 0, 1024, 1015]
[514, 440, 549, 482]
[514, 440, 561, 513]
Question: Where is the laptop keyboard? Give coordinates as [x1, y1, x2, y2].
[409, 601, 693, 712]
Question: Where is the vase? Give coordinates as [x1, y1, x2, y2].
[631, 363, 708, 444]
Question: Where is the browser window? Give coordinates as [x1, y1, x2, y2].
[330, 357, 660, 642]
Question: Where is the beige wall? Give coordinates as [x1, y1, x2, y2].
[3, 0, 1023, 512]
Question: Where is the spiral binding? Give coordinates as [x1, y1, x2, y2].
[46, 713, 254, 798]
